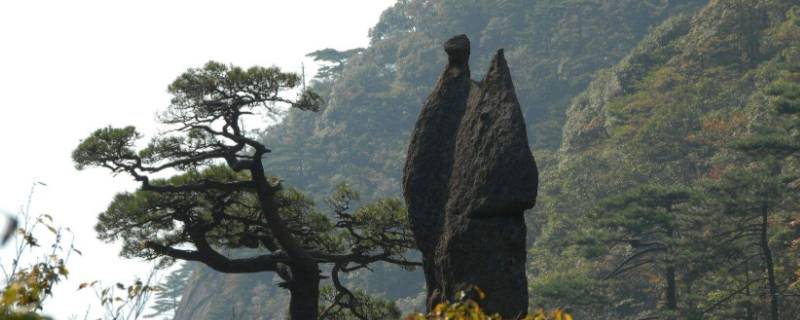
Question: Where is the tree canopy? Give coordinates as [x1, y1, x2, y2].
[73, 61, 418, 320]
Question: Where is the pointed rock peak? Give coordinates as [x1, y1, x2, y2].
[482, 49, 513, 89]
[444, 34, 470, 66]
[404, 35, 536, 317]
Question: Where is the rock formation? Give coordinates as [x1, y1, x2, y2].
[403, 34, 538, 318]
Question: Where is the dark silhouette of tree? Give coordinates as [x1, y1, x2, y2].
[306, 48, 364, 81]
[72, 61, 418, 320]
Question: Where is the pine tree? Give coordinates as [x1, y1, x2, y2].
[580, 184, 693, 316]
[702, 162, 790, 320]
[72, 61, 418, 320]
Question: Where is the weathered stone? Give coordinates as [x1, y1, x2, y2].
[403, 35, 538, 318]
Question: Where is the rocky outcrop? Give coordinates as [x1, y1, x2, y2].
[403, 35, 538, 318]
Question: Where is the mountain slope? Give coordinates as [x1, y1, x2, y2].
[531, 0, 800, 317]
[173, 1, 711, 318]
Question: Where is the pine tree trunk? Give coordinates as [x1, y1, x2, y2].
[745, 270, 754, 320]
[250, 161, 321, 320]
[665, 226, 678, 313]
[666, 265, 677, 311]
[684, 276, 703, 318]
[287, 262, 320, 320]
[760, 205, 779, 320]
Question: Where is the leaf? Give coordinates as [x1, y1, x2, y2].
[553, 309, 564, 320]
[58, 264, 69, 277]
[433, 303, 446, 316]
[2, 283, 21, 305]
[116, 283, 125, 290]
[531, 308, 547, 320]
[78, 282, 90, 290]
[474, 286, 486, 300]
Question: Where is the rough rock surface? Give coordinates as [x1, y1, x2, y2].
[403, 35, 538, 318]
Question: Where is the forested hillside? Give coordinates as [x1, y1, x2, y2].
[533, 0, 800, 318]
[169, 0, 800, 319]
[261, 0, 705, 201]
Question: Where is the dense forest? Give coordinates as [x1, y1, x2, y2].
[3, 0, 798, 319]
[148, 0, 800, 319]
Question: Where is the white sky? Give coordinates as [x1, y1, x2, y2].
[0, 1, 395, 318]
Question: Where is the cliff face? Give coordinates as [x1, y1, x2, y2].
[173, 1, 709, 318]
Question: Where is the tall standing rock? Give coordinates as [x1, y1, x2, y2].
[403, 35, 538, 318]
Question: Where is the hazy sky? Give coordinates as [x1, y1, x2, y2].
[0, 1, 395, 318]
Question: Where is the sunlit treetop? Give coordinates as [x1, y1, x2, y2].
[163, 61, 321, 125]
[73, 61, 323, 183]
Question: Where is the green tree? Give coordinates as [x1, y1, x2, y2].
[718, 59, 800, 320]
[733, 79, 800, 157]
[581, 184, 692, 315]
[702, 164, 792, 320]
[72, 61, 418, 320]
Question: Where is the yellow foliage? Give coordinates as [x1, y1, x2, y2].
[405, 302, 573, 320]
[404, 288, 573, 320]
